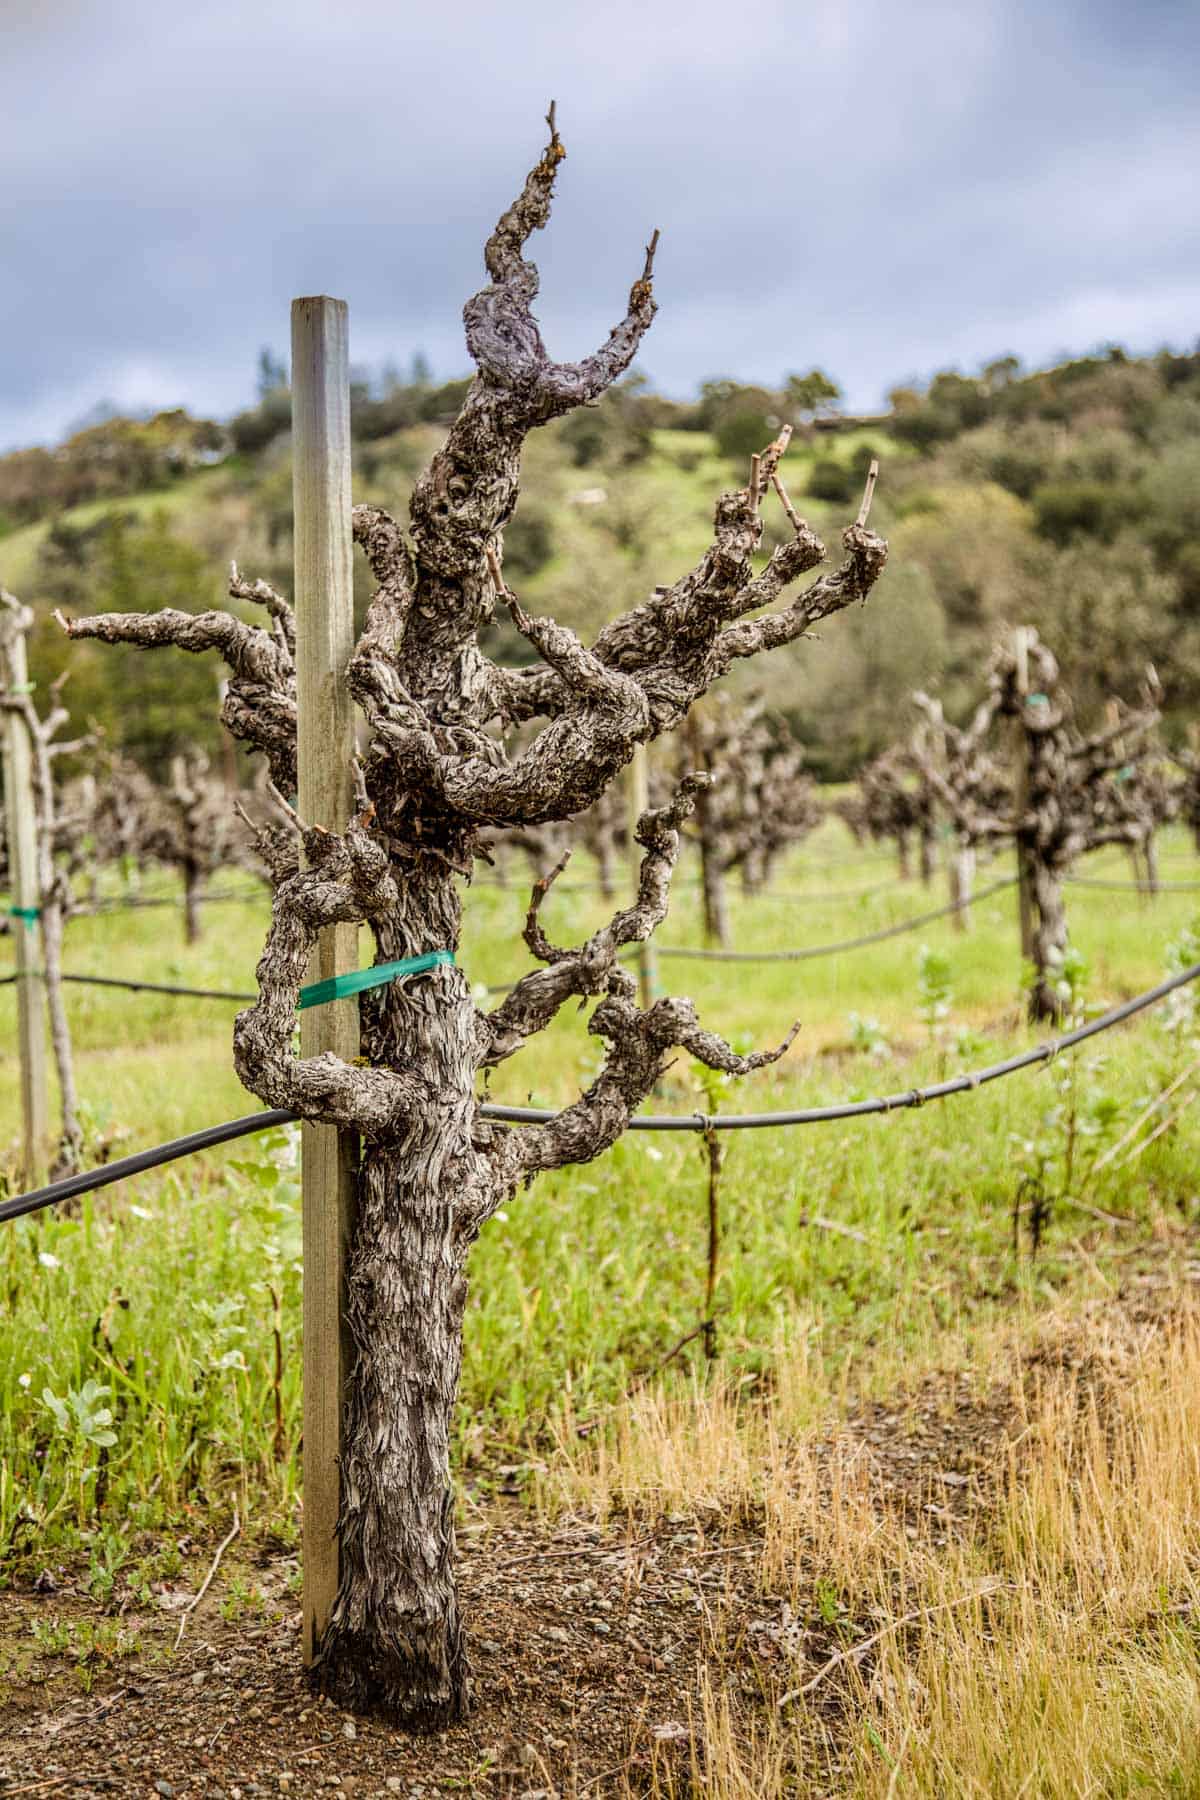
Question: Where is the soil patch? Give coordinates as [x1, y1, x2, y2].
[2, 1267, 1194, 1796]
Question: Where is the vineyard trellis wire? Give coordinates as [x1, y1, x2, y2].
[1065, 874, 1200, 893]
[0, 971, 256, 1001]
[651, 876, 1017, 961]
[0, 871, 1022, 1004]
[4, 957, 1198, 1225]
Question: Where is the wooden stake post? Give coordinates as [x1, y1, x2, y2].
[1, 623, 49, 1183]
[627, 743, 658, 1008]
[292, 297, 359, 1666]
[1012, 627, 1036, 962]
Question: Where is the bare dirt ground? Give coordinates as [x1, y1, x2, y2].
[0, 1261, 1190, 1798]
[0, 1410, 1016, 1797]
[2, 1515, 758, 1798]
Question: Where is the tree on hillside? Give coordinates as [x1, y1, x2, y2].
[61, 110, 888, 1727]
[31, 512, 227, 777]
[785, 368, 841, 425]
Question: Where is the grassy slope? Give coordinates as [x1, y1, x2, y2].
[3, 820, 1198, 1506]
[4, 825, 1200, 1789]
[0, 466, 229, 594]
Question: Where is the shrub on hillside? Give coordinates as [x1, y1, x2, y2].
[714, 407, 776, 464]
[1032, 480, 1143, 546]
[807, 458, 856, 504]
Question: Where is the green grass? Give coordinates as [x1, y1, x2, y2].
[0, 465, 228, 595]
[2, 819, 1199, 1566]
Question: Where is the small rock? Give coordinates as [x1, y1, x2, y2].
[154, 1784, 175, 1799]
[342, 1718, 357, 1740]
[478, 1639, 502, 1654]
[191, 1669, 207, 1687]
[386, 1781, 404, 1795]
[652, 1721, 690, 1744]
[544, 1626, 569, 1644]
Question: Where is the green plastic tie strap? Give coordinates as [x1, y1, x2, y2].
[7, 905, 40, 929]
[297, 950, 454, 1012]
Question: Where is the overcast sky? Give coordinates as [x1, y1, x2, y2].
[3, 0, 1197, 450]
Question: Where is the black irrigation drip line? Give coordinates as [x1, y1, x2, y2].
[6, 968, 516, 1003]
[0, 1109, 299, 1225]
[0, 881, 1014, 1003]
[481, 959, 1200, 1130]
[0, 857, 1181, 1002]
[6, 961, 1199, 1224]
[653, 877, 1019, 962]
[737, 879, 898, 905]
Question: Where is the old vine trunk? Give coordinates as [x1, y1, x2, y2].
[62, 108, 888, 1729]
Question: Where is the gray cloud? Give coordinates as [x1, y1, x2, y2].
[3, 0, 1197, 448]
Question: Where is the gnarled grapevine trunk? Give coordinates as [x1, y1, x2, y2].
[63, 109, 888, 1729]
[40, 890, 83, 1170]
[698, 828, 730, 946]
[948, 838, 975, 933]
[318, 881, 484, 1723]
[183, 860, 203, 944]
[324, 1127, 472, 1721]
[911, 639, 1161, 1026]
[1026, 854, 1069, 1022]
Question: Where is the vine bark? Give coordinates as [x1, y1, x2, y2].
[62, 110, 888, 1726]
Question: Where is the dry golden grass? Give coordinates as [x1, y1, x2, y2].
[546, 1299, 1200, 1796]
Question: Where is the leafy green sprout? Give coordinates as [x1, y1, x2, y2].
[847, 1012, 890, 1059]
[41, 1380, 117, 1452]
[917, 944, 954, 1042]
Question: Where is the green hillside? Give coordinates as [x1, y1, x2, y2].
[3, 344, 1198, 778]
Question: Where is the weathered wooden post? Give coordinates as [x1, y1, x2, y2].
[292, 296, 359, 1665]
[627, 741, 658, 1007]
[1011, 626, 1036, 964]
[1, 618, 49, 1183]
